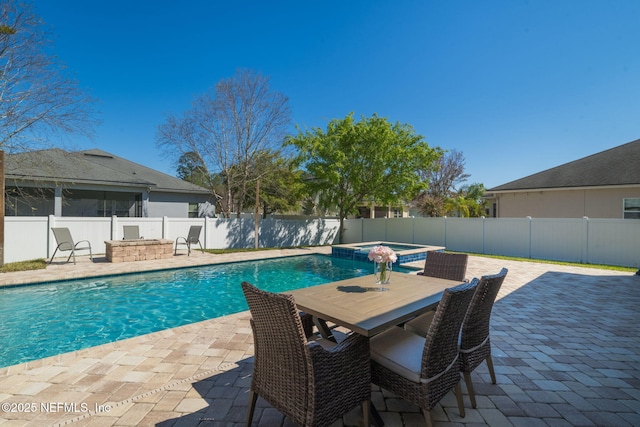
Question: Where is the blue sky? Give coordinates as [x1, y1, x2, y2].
[33, 0, 640, 189]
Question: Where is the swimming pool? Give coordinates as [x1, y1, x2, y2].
[0, 254, 414, 368]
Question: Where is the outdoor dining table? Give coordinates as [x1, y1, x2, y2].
[287, 272, 463, 339]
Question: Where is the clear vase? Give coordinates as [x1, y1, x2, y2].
[374, 261, 392, 287]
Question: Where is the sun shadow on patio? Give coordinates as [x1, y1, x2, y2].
[157, 269, 640, 426]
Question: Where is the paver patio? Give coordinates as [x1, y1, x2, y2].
[0, 247, 638, 426]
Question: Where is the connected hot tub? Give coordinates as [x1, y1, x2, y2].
[331, 241, 445, 265]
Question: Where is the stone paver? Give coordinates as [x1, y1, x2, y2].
[0, 247, 638, 426]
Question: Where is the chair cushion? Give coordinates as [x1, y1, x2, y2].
[370, 326, 426, 383]
[404, 310, 436, 336]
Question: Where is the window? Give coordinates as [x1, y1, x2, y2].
[188, 203, 199, 218]
[623, 198, 640, 219]
[4, 187, 54, 216]
[62, 190, 138, 217]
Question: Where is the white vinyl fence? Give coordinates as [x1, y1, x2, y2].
[342, 217, 640, 268]
[4, 216, 341, 263]
[4, 216, 639, 268]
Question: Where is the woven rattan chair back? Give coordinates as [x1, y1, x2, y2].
[242, 282, 311, 425]
[241, 281, 371, 427]
[420, 251, 469, 282]
[420, 280, 478, 409]
[460, 267, 508, 408]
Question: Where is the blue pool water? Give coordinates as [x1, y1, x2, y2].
[0, 254, 413, 368]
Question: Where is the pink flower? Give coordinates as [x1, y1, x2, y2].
[367, 245, 397, 264]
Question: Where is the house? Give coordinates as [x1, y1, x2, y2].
[484, 138, 640, 219]
[4, 148, 215, 217]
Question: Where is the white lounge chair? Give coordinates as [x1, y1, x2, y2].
[49, 227, 93, 265]
[174, 225, 204, 256]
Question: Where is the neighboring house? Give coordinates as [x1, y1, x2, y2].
[356, 202, 411, 219]
[484, 138, 640, 219]
[5, 148, 215, 217]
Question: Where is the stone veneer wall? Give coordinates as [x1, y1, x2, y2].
[105, 239, 174, 263]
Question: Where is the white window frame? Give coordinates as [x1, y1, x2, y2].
[623, 198, 640, 219]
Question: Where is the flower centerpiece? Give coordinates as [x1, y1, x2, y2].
[367, 245, 398, 287]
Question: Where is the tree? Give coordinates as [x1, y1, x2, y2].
[235, 150, 306, 218]
[456, 183, 488, 217]
[415, 149, 469, 216]
[157, 69, 292, 218]
[0, 0, 96, 152]
[286, 113, 441, 242]
[0, 0, 97, 266]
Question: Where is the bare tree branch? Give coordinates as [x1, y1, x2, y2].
[0, 0, 98, 153]
[156, 69, 291, 217]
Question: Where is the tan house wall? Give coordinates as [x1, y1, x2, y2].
[495, 187, 640, 218]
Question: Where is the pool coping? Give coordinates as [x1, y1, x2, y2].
[332, 241, 445, 257]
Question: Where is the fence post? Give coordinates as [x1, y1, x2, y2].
[162, 216, 169, 239]
[47, 215, 55, 259]
[482, 216, 486, 255]
[111, 215, 117, 240]
[527, 217, 532, 259]
[581, 216, 589, 264]
[443, 217, 447, 249]
[203, 217, 208, 250]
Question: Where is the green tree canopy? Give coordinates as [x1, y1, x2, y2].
[286, 113, 441, 242]
[231, 149, 306, 218]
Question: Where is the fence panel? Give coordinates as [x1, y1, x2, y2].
[587, 219, 640, 267]
[385, 218, 414, 243]
[49, 217, 112, 261]
[362, 218, 388, 242]
[342, 219, 363, 243]
[5, 217, 49, 263]
[530, 218, 584, 262]
[483, 218, 530, 258]
[114, 217, 165, 240]
[412, 217, 446, 246]
[443, 218, 484, 253]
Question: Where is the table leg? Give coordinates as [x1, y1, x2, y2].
[312, 317, 337, 342]
[370, 402, 384, 426]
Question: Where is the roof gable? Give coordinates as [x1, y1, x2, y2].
[488, 138, 640, 192]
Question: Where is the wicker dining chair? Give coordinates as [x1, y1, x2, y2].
[417, 251, 469, 281]
[460, 268, 508, 408]
[370, 280, 478, 427]
[404, 251, 469, 335]
[241, 281, 371, 427]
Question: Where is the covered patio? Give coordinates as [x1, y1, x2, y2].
[0, 249, 638, 426]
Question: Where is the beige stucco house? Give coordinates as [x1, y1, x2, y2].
[484, 138, 640, 219]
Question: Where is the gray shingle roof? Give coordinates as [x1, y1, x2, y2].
[6, 148, 211, 195]
[488, 138, 640, 192]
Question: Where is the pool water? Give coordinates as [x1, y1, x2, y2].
[0, 254, 413, 368]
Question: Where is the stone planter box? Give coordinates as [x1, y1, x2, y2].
[105, 239, 174, 263]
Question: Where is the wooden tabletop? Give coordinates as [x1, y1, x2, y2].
[287, 273, 462, 337]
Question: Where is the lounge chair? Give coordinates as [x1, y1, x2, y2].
[123, 225, 140, 240]
[49, 227, 93, 265]
[174, 225, 204, 256]
[241, 281, 371, 427]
